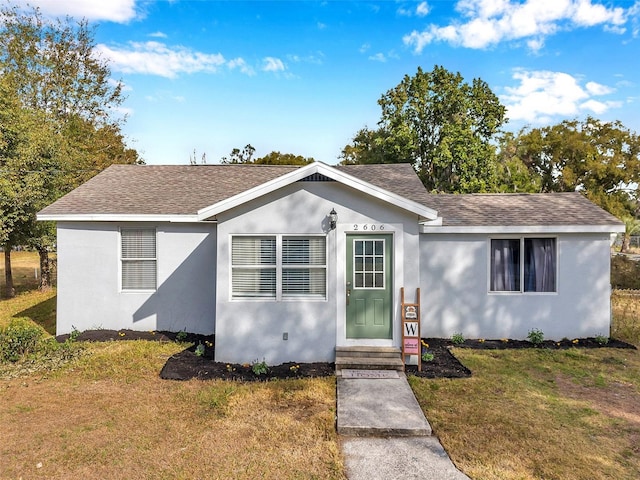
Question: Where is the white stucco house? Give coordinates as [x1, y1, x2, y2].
[38, 162, 624, 364]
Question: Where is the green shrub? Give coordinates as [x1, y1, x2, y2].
[251, 359, 269, 376]
[451, 332, 465, 345]
[176, 330, 188, 342]
[0, 318, 44, 362]
[421, 352, 434, 362]
[527, 328, 545, 346]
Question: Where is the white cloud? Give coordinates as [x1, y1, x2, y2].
[262, 57, 286, 72]
[572, 0, 625, 27]
[369, 53, 387, 62]
[286, 53, 324, 65]
[526, 37, 545, 51]
[96, 41, 226, 79]
[14, 0, 138, 23]
[501, 69, 619, 123]
[404, 0, 632, 52]
[579, 99, 608, 114]
[585, 81, 613, 95]
[227, 57, 256, 76]
[359, 43, 371, 53]
[416, 2, 431, 17]
[149, 31, 168, 39]
[398, 1, 431, 17]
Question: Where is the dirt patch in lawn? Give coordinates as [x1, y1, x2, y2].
[555, 374, 640, 426]
[56, 330, 636, 382]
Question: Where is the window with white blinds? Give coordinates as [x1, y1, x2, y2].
[121, 229, 156, 291]
[231, 237, 276, 298]
[231, 235, 326, 299]
[282, 237, 326, 298]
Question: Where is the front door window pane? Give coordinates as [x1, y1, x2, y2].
[354, 239, 385, 289]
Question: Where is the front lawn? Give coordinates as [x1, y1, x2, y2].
[2, 251, 640, 479]
[411, 346, 640, 480]
[0, 339, 345, 479]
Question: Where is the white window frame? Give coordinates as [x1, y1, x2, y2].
[488, 236, 558, 295]
[120, 228, 157, 292]
[230, 234, 328, 301]
[230, 236, 277, 299]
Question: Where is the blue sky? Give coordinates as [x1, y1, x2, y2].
[16, 0, 640, 165]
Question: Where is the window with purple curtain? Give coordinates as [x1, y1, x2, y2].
[524, 238, 556, 292]
[490, 238, 556, 293]
[490, 239, 520, 291]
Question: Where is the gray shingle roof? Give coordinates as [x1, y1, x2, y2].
[421, 192, 623, 227]
[39, 164, 300, 216]
[39, 162, 623, 228]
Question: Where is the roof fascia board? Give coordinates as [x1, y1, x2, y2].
[197, 161, 439, 221]
[421, 224, 626, 234]
[37, 213, 201, 223]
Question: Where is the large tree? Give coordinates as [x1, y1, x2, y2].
[515, 117, 640, 217]
[494, 131, 541, 193]
[0, 4, 140, 295]
[340, 65, 507, 193]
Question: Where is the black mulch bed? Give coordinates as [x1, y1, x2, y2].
[56, 330, 636, 382]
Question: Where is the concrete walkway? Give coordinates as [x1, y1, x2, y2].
[337, 371, 470, 480]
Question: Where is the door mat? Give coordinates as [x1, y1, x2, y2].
[341, 369, 400, 379]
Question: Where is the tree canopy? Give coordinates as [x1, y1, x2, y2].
[221, 145, 315, 165]
[341, 65, 507, 193]
[341, 65, 639, 220]
[514, 117, 640, 217]
[0, 4, 140, 295]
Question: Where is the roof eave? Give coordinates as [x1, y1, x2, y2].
[37, 213, 202, 223]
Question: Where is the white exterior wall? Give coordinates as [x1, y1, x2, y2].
[215, 181, 421, 365]
[420, 233, 612, 340]
[56, 222, 216, 335]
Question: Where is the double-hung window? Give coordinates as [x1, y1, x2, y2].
[490, 237, 556, 293]
[231, 235, 327, 299]
[121, 228, 157, 291]
[231, 236, 277, 298]
[282, 237, 326, 298]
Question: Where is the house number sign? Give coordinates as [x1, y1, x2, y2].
[352, 224, 385, 231]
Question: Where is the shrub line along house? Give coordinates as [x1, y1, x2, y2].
[38, 162, 624, 365]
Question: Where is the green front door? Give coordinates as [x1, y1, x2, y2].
[346, 234, 393, 339]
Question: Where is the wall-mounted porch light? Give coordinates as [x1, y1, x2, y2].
[329, 208, 338, 230]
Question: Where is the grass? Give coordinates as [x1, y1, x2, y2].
[0, 250, 55, 297]
[0, 251, 57, 334]
[0, 252, 345, 479]
[3, 252, 640, 479]
[411, 347, 640, 480]
[0, 341, 344, 479]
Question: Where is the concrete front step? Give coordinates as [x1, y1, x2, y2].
[336, 356, 404, 370]
[335, 346, 404, 375]
[335, 346, 401, 358]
